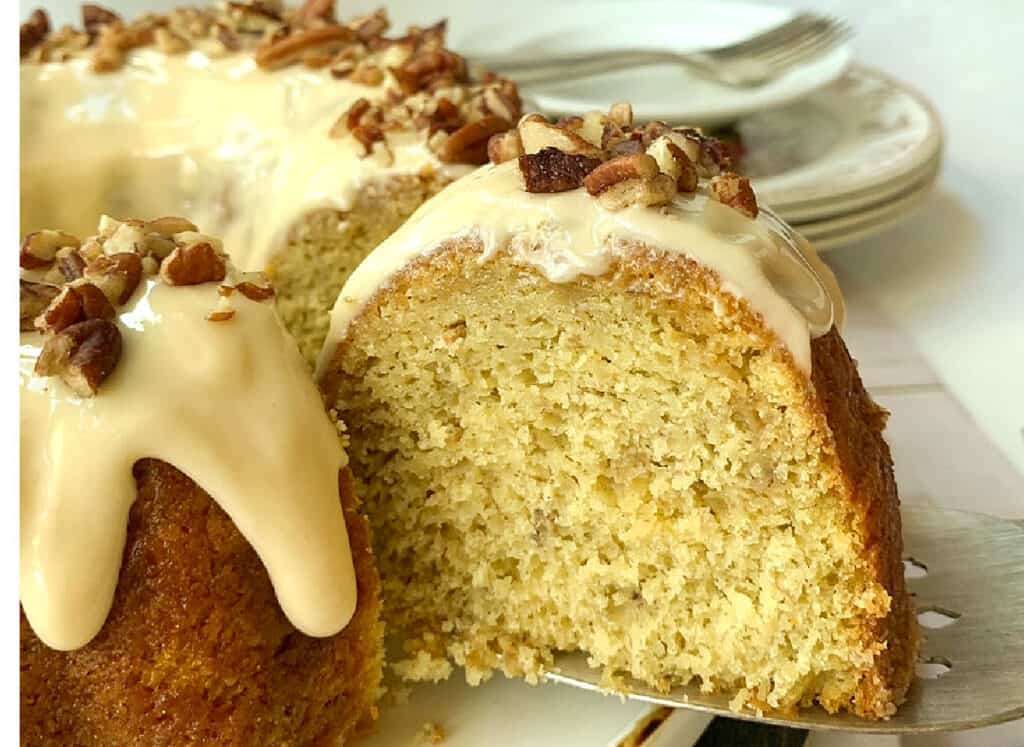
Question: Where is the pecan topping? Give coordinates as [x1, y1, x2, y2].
[519, 148, 602, 193]
[440, 116, 510, 165]
[235, 280, 276, 301]
[35, 286, 84, 334]
[595, 174, 677, 211]
[20, 281, 60, 332]
[144, 216, 198, 236]
[295, 0, 336, 23]
[20, 9, 50, 58]
[710, 173, 758, 218]
[608, 102, 634, 128]
[55, 247, 87, 282]
[648, 136, 698, 193]
[33, 283, 113, 335]
[487, 130, 524, 165]
[255, 25, 354, 69]
[34, 318, 122, 397]
[159, 243, 227, 286]
[82, 4, 121, 37]
[518, 118, 603, 158]
[583, 153, 661, 196]
[20, 230, 81, 270]
[84, 252, 144, 305]
[207, 309, 237, 322]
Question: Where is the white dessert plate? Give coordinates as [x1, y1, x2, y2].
[796, 171, 938, 250]
[746, 65, 944, 222]
[450, 1, 852, 126]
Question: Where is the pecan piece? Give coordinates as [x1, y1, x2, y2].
[255, 25, 354, 70]
[647, 136, 698, 193]
[144, 216, 198, 236]
[35, 286, 83, 334]
[35, 318, 122, 397]
[487, 129, 524, 164]
[583, 153, 661, 196]
[20, 9, 50, 58]
[55, 247, 87, 281]
[295, 0, 335, 23]
[608, 102, 634, 128]
[518, 118, 602, 158]
[20, 230, 81, 270]
[20, 280, 60, 332]
[33, 283, 114, 335]
[207, 309, 236, 322]
[235, 279, 276, 301]
[518, 147, 602, 193]
[440, 116, 510, 165]
[82, 4, 121, 37]
[159, 243, 227, 286]
[595, 174, 678, 211]
[710, 173, 758, 218]
[85, 253, 144, 305]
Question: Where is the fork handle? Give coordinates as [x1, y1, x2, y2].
[472, 48, 766, 88]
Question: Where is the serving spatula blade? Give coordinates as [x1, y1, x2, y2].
[547, 507, 1024, 734]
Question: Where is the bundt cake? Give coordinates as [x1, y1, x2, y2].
[19, 216, 382, 744]
[316, 107, 918, 718]
[20, 0, 520, 360]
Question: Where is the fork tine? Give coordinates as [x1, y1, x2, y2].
[706, 12, 821, 59]
[759, 23, 851, 73]
[750, 17, 845, 63]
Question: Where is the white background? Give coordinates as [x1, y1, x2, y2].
[14, 0, 1024, 744]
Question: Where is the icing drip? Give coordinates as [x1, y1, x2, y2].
[20, 279, 357, 650]
[20, 49, 470, 272]
[318, 162, 841, 376]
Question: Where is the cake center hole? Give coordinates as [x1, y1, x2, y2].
[903, 557, 928, 579]
[917, 606, 961, 629]
[916, 657, 952, 679]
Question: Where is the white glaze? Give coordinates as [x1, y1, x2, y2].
[20, 278, 357, 650]
[20, 48, 469, 272]
[318, 161, 840, 376]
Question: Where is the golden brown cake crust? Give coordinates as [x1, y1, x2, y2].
[20, 461, 382, 746]
[808, 330, 918, 717]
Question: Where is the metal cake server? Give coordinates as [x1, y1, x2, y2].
[547, 507, 1024, 734]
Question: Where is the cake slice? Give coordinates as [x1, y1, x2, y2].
[20, 1, 520, 361]
[19, 217, 381, 745]
[317, 108, 918, 718]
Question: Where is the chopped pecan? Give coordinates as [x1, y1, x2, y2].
[518, 147, 602, 193]
[34, 318, 122, 397]
[154, 27, 190, 54]
[84, 252, 144, 305]
[518, 118, 602, 158]
[82, 4, 121, 37]
[207, 309, 236, 322]
[34, 283, 116, 335]
[428, 97, 463, 134]
[35, 286, 83, 335]
[235, 280, 275, 301]
[710, 173, 758, 218]
[482, 85, 519, 123]
[440, 116, 510, 165]
[20, 230, 80, 270]
[583, 153, 661, 196]
[159, 243, 227, 286]
[487, 129, 523, 164]
[350, 8, 389, 41]
[391, 48, 467, 95]
[648, 136, 698, 193]
[294, 0, 335, 24]
[20, 280, 60, 332]
[595, 174, 677, 211]
[55, 247, 87, 282]
[255, 25, 354, 69]
[145, 216, 198, 236]
[350, 62, 384, 85]
[20, 9, 50, 58]
[608, 102, 633, 128]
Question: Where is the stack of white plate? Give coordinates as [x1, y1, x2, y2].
[452, 0, 943, 251]
[743, 66, 942, 250]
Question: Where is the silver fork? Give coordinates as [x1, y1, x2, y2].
[472, 12, 852, 88]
